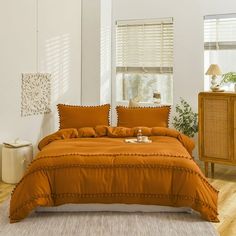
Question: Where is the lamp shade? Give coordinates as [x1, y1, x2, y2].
[205, 64, 222, 76]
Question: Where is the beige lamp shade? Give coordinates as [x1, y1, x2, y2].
[205, 64, 222, 76]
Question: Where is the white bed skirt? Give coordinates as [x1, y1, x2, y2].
[36, 204, 193, 213]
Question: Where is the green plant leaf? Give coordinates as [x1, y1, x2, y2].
[172, 98, 198, 137]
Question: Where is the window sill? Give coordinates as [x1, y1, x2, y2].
[116, 101, 172, 107]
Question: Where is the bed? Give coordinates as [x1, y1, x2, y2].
[9, 126, 219, 223]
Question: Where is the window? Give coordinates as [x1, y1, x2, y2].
[116, 18, 174, 105]
[204, 14, 236, 91]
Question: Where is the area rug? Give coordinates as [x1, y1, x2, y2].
[0, 200, 218, 236]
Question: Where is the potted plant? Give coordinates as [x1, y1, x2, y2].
[220, 72, 236, 91]
[172, 98, 198, 138]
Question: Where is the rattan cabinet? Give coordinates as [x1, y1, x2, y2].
[198, 92, 236, 177]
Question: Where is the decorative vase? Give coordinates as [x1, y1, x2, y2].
[153, 92, 161, 104]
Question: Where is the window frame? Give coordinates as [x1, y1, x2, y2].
[115, 18, 174, 105]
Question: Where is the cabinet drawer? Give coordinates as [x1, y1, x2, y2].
[203, 98, 230, 160]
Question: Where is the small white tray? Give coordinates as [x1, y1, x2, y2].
[125, 138, 152, 144]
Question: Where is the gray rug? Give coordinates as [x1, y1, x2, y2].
[0, 200, 218, 236]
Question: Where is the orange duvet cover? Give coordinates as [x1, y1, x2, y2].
[10, 127, 219, 223]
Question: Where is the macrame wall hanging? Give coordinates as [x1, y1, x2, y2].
[21, 73, 51, 116]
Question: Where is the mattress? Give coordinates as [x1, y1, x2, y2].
[36, 204, 193, 213]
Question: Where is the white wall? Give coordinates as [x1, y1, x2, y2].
[81, 0, 101, 105]
[81, 0, 112, 106]
[0, 0, 81, 178]
[37, 0, 81, 136]
[112, 0, 236, 157]
[100, 0, 112, 105]
[112, 0, 236, 112]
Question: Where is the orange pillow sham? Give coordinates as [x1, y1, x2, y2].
[57, 104, 110, 130]
[116, 106, 170, 128]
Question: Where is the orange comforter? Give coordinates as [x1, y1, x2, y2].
[10, 127, 219, 223]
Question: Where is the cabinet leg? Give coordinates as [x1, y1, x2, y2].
[204, 162, 209, 177]
[211, 163, 215, 178]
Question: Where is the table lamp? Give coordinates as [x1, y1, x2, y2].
[205, 64, 222, 91]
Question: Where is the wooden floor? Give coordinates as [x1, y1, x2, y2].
[0, 181, 14, 203]
[0, 163, 236, 236]
[207, 164, 236, 236]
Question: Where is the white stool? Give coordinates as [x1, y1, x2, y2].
[2, 145, 33, 184]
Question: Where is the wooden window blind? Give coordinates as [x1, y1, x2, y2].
[116, 18, 174, 74]
[204, 14, 236, 50]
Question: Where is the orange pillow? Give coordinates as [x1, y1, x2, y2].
[57, 104, 110, 130]
[116, 106, 170, 128]
[77, 127, 97, 137]
[107, 127, 134, 138]
[38, 128, 78, 150]
[95, 125, 108, 137]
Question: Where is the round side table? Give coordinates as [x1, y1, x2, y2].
[2, 145, 33, 184]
